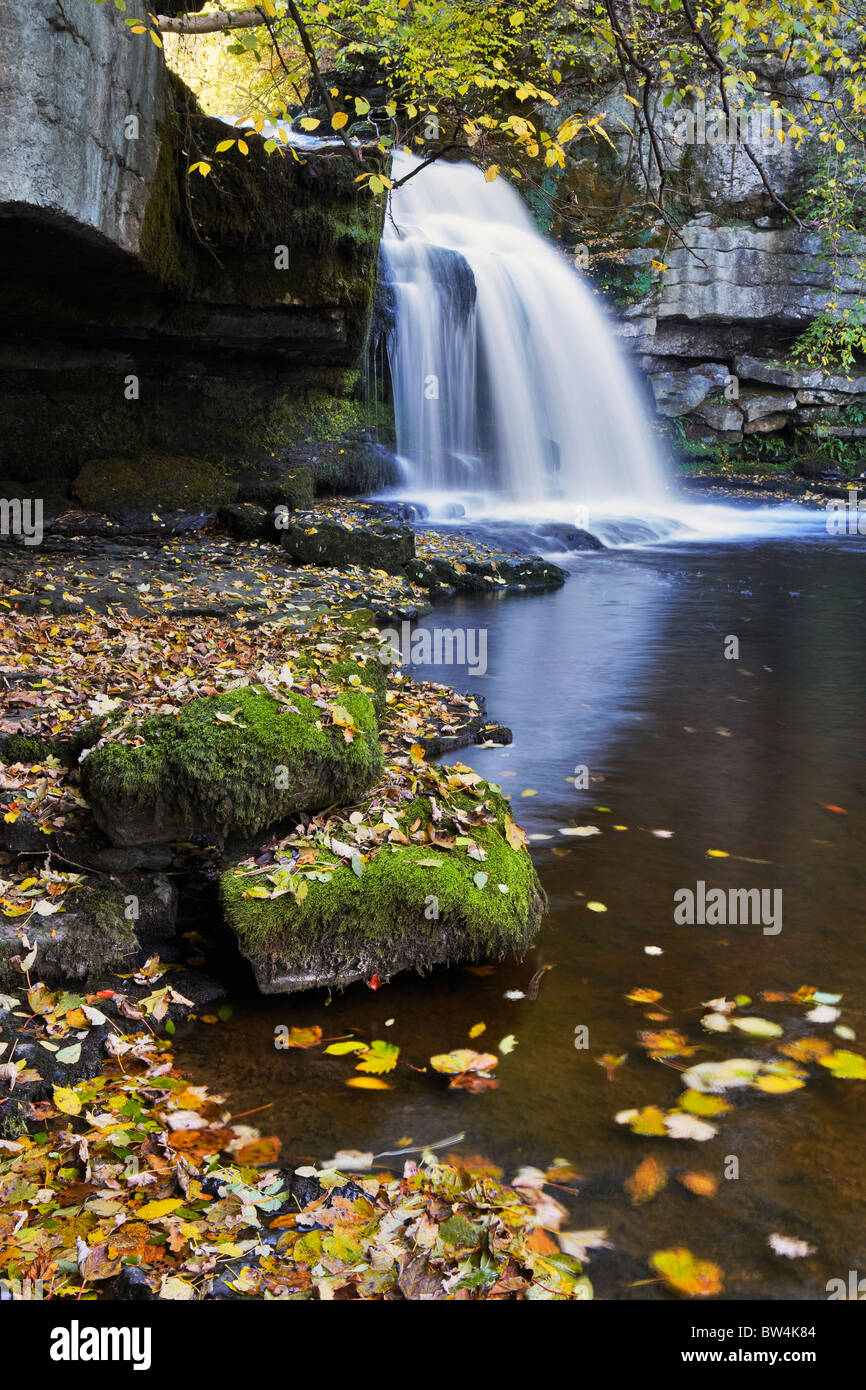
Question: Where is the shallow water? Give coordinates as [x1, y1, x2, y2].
[176, 517, 866, 1299]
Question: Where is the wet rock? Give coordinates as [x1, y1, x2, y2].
[220, 788, 544, 994]
[238, 465, 314, 513]
[81, 684, 384, 847]
[280, 512, 415, 574]
[0, 873, 178, 986]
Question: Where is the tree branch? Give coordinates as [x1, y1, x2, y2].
[157, 7, 264, 34]
[680, 0, 804, 229]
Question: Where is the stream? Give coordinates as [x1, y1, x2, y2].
[176, 517, 866, 1300]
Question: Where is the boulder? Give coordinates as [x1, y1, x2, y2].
[695, 402, 744, 433]
[220, 785, 544, 993]
[238, 465, 314, 513]
[649, 363, 729, 416]
[0, 873, 177, 986]
[280, 512, 415, 573]
[81, 684, 383, 847]
[739, 388, 797, 423]
[216, 502, 272, 542]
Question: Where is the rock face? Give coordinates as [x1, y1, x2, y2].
[560, 48, 866, 460]
[0, 0, 165, 256]
[614, 221, 866, 452]
[0, 3, 384, 492]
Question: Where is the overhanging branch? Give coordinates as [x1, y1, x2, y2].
[156, 8, 264, 34]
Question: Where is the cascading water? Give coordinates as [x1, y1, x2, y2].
[381, 149, 668, 520]
[378, 149, 823, 544]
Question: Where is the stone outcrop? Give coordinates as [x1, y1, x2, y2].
[0, 1, 386, 496]
[613, 221, 866, 454]
[0, 0, 165, 256]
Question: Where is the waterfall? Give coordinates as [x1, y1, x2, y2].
[381, 149, 669, 520]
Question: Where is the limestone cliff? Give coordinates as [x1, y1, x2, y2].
[0, 0, 386, 497]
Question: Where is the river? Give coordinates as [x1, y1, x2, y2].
[176, 518, 866, 1300]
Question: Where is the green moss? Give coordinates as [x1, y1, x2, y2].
[50, 881, 141, 981]
[325, 657, 388, 720]
[81, 684, 383, 846]
[73, 453, 237, 516]
[0, 735, 48, 765]
[140, 74, 382, 350]
[0, 879, 139, 988]
[220, 785, 545, 990]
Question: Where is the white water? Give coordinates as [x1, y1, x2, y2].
[378, 150, 825, 544]
[382, 150, 667, 510]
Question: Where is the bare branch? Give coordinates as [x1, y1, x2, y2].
[157, 7, 264, 34]
[679, 0, 804, 229]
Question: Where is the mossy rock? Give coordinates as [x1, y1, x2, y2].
[0, 874, 176, 987]
[281, 513, 415, 573]
[80, 685, 384, 848]
[73, 454, 237, 518]
[216, 502, 272, 542]
[238, 466, 315, 513]
[220, 787, 544, 992]
[0, 712, 124, 772]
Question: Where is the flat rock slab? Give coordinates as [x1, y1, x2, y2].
[281, 512, 416, 573]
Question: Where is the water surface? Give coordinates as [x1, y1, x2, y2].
[177, 523, 866, 1298]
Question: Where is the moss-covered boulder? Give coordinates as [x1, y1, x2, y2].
[220, 780, 544, 993]
[73, 454, 237, 518]
[281, 512, 415, 573]
[80, 684, 383, 848]
[0, 873, 176, 987]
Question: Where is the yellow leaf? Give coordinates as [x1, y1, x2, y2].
[469, 1022, 486, 1038]
[678, 1171, 718, 1198]
[324, 1040, 368, 1055]
[650, 1247, 723, 1298]
[53, 1086, 81, 1117]
[331, 112, 349, 130]
[754, 1074, 805, 1094]
[300, 118, 321, 131]
[137, 1198, 184, 1222]
[485, 165, 500, 182]
[345, 1076, 391, 1090]
[430, 1048, 497, 1075]
[625, 1154, 667, 1205]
